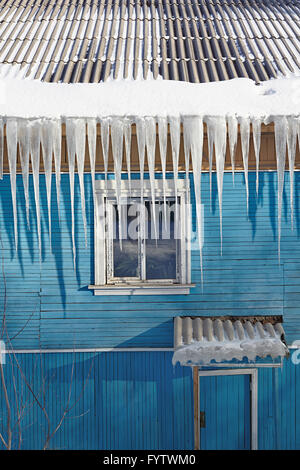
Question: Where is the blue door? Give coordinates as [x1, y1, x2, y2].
[199, 372, 251, 450]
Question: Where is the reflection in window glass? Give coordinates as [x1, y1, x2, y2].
[113, 204, 139, 278]
[145, 201, 177, 280]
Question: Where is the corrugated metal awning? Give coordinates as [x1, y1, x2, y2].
[172, 316, 289, 367]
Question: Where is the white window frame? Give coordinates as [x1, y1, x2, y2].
[89, 179, 194, 295]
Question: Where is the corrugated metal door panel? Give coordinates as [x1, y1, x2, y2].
[199, 374, 251, 450]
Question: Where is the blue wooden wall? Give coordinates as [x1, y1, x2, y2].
[0, 352, 299, 450]
[0, 171, 300, 348]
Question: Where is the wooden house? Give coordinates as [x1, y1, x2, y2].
[0, 0, 299, 450]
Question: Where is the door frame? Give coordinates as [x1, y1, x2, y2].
[193, 368, 258, 450]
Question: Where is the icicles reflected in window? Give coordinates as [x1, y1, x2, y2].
[145, 201, 177, 280]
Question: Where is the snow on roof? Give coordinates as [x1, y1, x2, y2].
[0, 0, 299, 84]
[0, 74, 300, 119]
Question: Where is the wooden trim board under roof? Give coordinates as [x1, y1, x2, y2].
[1, 122, 300, 173]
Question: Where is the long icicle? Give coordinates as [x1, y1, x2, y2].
[87, 118, 97, 206]
[208, 117, 227, 254]
[169, 116, 181, 242]
[287, 117, 297, 229]
[0, 118, 3, 180]
[6, 119, 18, 250]
[183, 116, 204, 282]
[66, 119, 77, 268]
[206, 119, 214, 202]
[252, 118, 261, 194]
[41, 119, 53, 250]
[239, 117, 250, 212]
[30, 120, 42, 258]
[100, 118, 110, 186]
[183, 117, 191, 195]
[111, 118, 124, 246]
[274, 117, 288, 262]
[52, 119, 61, 221]
[158, 117, 168, 227]
[169, 116, 180, 202]
[124, 119, 132, 192]
[145, 117, 158, 240]
[18, 120, 30, 227]
[227, 116, 238, 185]
[75, 118, 87, 247]
[136, 117, 146, 203]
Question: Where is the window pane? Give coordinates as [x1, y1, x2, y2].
[145, 201, 177, 280]
[113, 204, 139, 278]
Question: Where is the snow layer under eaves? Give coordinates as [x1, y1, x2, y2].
[0, 75, 299, 119]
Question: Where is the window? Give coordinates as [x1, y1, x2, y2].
[89, 179, 194, 295]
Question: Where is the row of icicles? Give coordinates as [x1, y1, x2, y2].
[0, 115, 299, 276]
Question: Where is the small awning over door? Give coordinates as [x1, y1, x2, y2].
[172, 316, 289, 367]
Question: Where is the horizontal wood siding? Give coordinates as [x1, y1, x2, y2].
[0, 171, 300, 347]
[0, 352, 299, 450]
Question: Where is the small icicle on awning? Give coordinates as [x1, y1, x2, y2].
[0, 116, 300, 272]
[172, 316, 289, 366]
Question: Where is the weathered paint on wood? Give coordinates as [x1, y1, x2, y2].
[0, 171, 300, 348]
[0, 352, 299, 450]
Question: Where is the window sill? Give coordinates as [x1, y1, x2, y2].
[88, 284, 195, 296]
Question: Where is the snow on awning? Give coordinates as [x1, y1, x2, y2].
[172, 316, 289, 367]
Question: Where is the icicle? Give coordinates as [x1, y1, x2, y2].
[145, 117, 158, 240]
[183, 118, 191, 193]
[29, 120, 42, 257]
[169, 116, 180, 202]
[227, 116, 238, 185]
[100, 118, 110, 185]
[158, 117, 168, 227]
[66, 119, 76, 267]
[207, 117, 227, 254]
[239, 117, 250, 211]
[274, 117, 288, 261]
[110, 119, 124, 244]
[41, 119, 53, 249]
[206, 120, 214, 201]
[0, 118, 3, 179]
[136, 117, 146, 202]
[124, 119, 132, 191]
[52, 119, 61, 220]
[75, 119, 87, 247]
[169, 116, 181, 242]
[252, 119, 261, 194]
[287, 117, 297, 229]
[183, 116, 204, 281]
[17, 120, 30, 227]
[6, 119, 18, 250]
[87, 118, 97, 206]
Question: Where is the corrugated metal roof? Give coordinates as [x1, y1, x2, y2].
[173, 316, 289, 365]
[0, 0, 299, 83]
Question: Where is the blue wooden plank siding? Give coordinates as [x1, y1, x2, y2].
[0, 352, 299, 450]
[0, 171, 300, 348]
